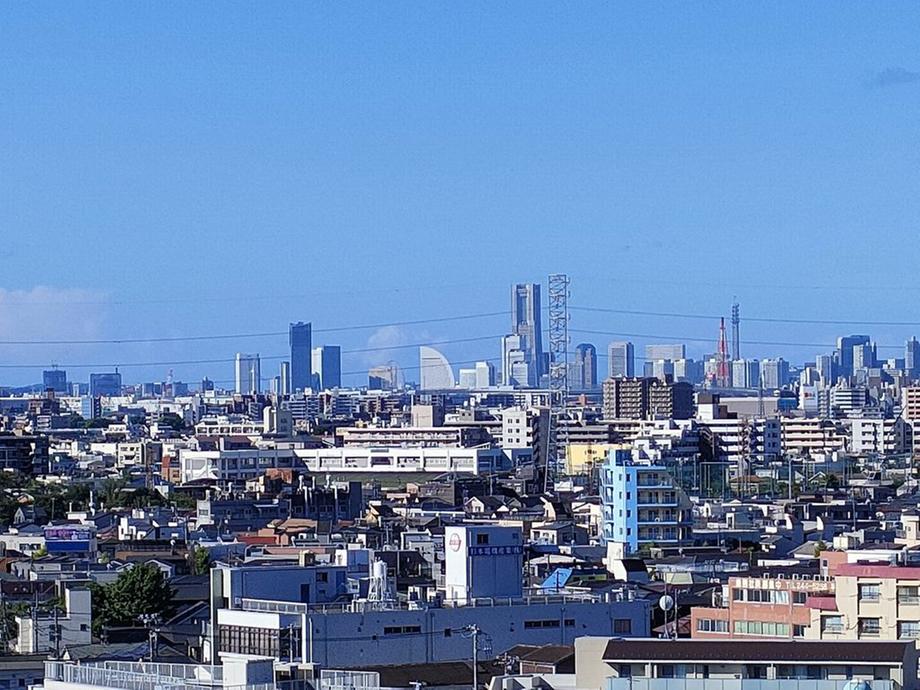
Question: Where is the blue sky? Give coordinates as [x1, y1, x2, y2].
[2, 3, 920, 387]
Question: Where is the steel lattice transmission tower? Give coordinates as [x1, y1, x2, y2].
[731, 298, 740, 361]
[545, 273, 570, 491]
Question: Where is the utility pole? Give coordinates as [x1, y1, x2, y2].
[52, 604, 60, 659]
[466, 624, 481, 690]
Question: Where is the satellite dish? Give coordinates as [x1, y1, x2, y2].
[659, 595, 675, 612]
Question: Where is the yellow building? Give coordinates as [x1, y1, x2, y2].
[565, 443, 629, 476]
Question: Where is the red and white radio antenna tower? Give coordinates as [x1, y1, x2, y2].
[717, 317, 730, 387]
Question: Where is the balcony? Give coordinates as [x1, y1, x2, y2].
[606, 679, 897, 690]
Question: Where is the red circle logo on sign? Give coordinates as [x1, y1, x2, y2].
[448, 533, 462, 552]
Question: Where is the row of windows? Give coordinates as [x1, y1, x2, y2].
[383, 625, 421, 635]
[733, 620, 790, 636]
[219, 625, 300, 660]
[696, 618, 729, 633]
[523, 619, 576, 629]
[731, 588, 791, 604]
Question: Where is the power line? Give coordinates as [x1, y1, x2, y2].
[570, 305, 920, 328]
[0, 336, 505, 370]
[0, 312, 508, 346]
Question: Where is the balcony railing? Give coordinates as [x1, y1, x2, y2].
[606, 679, 898, 690]
[898, 595, 920, 606]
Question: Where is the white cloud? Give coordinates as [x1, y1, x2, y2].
[0, 286, 109, 340]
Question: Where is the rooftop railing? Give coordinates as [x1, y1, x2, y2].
[44, 661, 274, 690]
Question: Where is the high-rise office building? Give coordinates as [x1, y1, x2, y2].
[853, 342, 876, 371]
[502, 334, 531, 387]
[419, 346, 455, 390]
[907, 337, 920, 377]
[369, 364, 399, 390]
[608, 341, 635, 378]
[836, 335, 870, 379]
[280, 361, 291, 395]
[289, 322, 312, 392]
[760, 358, 789, 390]
[235, 353, 261, 395]
[511, 283, 543, 380]
[574, 343, 598, 390]
[475, 361, 495, 388]
[815, 354, 834, 385]
[89, 372, 122, 398]
[645, 344, 686, 362]
[673, 359, 703, 384]
[42, 369, 67, 393]
[312, 346, 342, 390]
[731, 359, 760, 388]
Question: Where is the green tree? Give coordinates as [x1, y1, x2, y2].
[91, 564, 175, 635]
[813, 540, 827, 557]
[191, 546, 211, 575]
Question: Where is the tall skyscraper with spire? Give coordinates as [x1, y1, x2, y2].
[511, 283, 543, 382]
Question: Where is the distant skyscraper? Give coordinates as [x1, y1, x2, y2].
[760, 358, 789, 390]
[458, 368, 477, 389]
[419, 346, 455, 390]
[853, 342, 876, 371]
[201, 377, 215, 392]
[908, 337, 920, 377]
[511, 283, 543, 380]
[475, 361, 495, 388]
[289, 322, 312, 392]
[730, 359, 760, 389]
[42, 369, 67, 393]
[280, 361, 291, 395]
[608, 341, 635, 378]
[502, 334, 531, 387]
[369, 364, 398, 390]
[89, 372, 122, 398]
[312, 346, 342, 389]
[836, 335, 870, 379]
[645, 344, 686, 362]
[235, 353, 261, 394]
[574, 343, 598, 389]
[815, 354, 834, 385]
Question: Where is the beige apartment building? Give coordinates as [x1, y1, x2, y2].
[807, 564, 920, 642]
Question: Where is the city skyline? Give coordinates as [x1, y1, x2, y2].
[5, 284, 920, 391]
[3, 5, 920, 387]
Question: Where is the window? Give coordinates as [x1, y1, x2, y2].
[732, 588, 743, 601]
[524, 619, 561, 629]
[317, 572, 329, 583]
[822, 615, 844, 634]
[793, 625, 807, 637]
[696, 619, 729, 633]
[383, 626, 421, 635]
[793, 591, 808, 605]
[859, 584, 881, 602]
[444, 628, 452, 637]
[476, 533, 489, 545]
[899, 621, 920, 639]
[899, 586, 919, 605]
[614, 619, 632, 634]
[859, 618, 881, 636]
